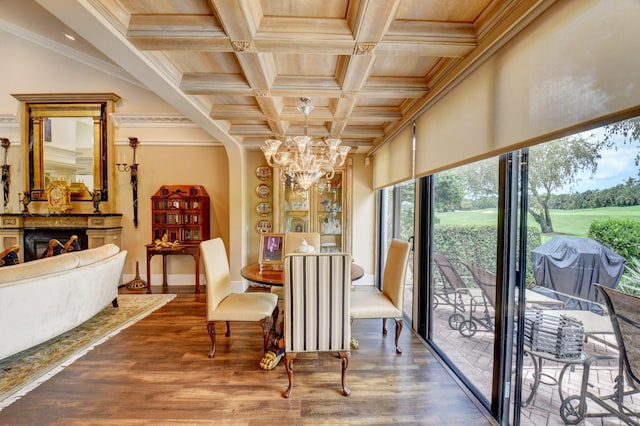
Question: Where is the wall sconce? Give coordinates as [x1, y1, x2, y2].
[90, 189, 102, 214]
[117, 137, 140, 228]
[21, 191, 30, 214]
[1, 138, 10, 212]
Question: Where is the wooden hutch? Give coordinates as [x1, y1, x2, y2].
[146, 185, 210, 294]
[150, 185, 210, 243]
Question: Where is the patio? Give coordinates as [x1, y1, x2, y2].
[430, 290, 638, 425]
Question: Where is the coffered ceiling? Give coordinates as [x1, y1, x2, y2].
[34, 0, 552, 154]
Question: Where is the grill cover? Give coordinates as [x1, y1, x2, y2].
[531, 237, 626, 312]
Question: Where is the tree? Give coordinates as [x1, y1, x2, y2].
[434, 172, 464, 212]
[603, 117, 640, 171]
[528, 135, 610, 233]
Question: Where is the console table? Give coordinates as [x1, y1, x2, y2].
[145, 243, 201, 294]
[0, 213, 122, 262]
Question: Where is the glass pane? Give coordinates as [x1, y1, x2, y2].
[517, 119, 640, 424]
[398, 181, 415, 322]
[430, 159, 499, 404]
[318, 172, 343, 252]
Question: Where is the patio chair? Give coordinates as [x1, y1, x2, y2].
[559, 285, 640, 425]
[282, 253, 352, 398]
[458, 263, 497, 337]
[432, 253, 484, 330]
[201, 238, 279, 358]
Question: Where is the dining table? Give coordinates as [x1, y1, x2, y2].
[241, 261, 365, 370]
[241, 262, 364, 286]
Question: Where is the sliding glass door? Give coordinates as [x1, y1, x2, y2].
[377, 181, 415, 324]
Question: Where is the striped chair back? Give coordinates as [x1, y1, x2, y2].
[283, 253, 352, 353]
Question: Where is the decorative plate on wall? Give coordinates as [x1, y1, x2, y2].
[256, 219, 272, 233]
[256, 202, 272, 217]
[255, 166, 272, 181]
[256, 183, 271, 199]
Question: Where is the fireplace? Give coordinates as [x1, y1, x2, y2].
[23, 229, 89, 261]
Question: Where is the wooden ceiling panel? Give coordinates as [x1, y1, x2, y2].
[260, 0, 349, 19]
[165, 51, 241, 74]
[370, 56, 437, 78]
[273, 53, 340, 77]
[395, 0, 491, 22]
[49, 0, 551, 153]
[118, 0, 213, 15]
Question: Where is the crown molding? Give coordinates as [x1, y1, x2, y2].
[114, 138, 221, 147]
[110, 113, 199, 128]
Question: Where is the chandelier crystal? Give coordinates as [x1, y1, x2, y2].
[261, 97, 350, 190]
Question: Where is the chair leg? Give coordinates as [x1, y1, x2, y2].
[282, 352, 297, 398]
[394, 318, 404, 354]
[225, 321, 231, 337]
[339, 351, 351, 397]
[207, 321, 217, 358]
[382, 318, 388, 335]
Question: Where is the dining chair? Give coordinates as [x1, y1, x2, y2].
[271, 232, 321, 299]
[201, 238, 279, 358]
[350, 238, 410, 353]
[282, 253, 352, 398]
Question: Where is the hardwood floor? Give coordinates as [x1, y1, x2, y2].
[0, 286, 495, 425]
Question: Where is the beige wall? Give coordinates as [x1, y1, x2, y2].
[114, 144, 229, 285]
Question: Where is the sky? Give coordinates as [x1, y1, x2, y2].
[556, 131, 639, 194]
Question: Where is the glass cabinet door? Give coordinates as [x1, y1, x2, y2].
[283, 186, 310, 233]
[316, 173, 343, 252]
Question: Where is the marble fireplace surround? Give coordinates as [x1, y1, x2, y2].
[0, 214, 122, 262]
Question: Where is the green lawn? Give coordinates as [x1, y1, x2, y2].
[436, 205, 640, 238]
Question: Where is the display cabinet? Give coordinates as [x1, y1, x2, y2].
[151, 185, 210, 243]
[273, 158, 352, 253]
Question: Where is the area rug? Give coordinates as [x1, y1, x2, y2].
[0, 293, 176, 410]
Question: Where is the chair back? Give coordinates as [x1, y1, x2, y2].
[597, 285, 640, 389]
[284, 232, 321, 254]
[433, 253, 467, 291]
[284, 253, 352, 353]
[463, 263, 497, 309]
[381, 239, 411, 310]
[201, 238, 232, 317]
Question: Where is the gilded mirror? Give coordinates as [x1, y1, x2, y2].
[13, 93, 120, 202]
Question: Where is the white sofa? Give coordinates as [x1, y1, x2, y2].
[0, 243, 127, 360]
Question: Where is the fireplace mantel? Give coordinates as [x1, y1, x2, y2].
[0, 213, 122, 262]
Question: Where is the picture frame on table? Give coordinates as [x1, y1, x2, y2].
[258, 233, 285, 271]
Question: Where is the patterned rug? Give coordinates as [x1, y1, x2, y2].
[0, 293, 176, 410]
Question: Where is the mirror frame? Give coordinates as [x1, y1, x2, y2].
[12, 93, 120, 203]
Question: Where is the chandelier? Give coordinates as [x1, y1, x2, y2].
[261, 97, 350, 191]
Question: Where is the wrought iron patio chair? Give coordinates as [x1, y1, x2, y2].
[458, 263, 497, 337]
[432, 253, 484, 330]
[559, 285, 640, 425]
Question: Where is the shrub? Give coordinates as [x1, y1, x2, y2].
[433, 225, 541, 287]
[588, 218, 640, 261]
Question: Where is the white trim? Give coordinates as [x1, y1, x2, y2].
[114, 139, 221, 147]
[110, 113, 198, 128]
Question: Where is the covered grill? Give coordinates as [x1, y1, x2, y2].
[530, 237, 626, 312]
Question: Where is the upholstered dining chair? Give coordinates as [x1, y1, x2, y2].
[350, 239, 411, 354]
[270, 232, 321, 299]
[282, 253, 352, 398]
[201, 238, 279, 358]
